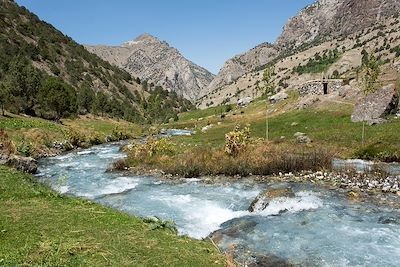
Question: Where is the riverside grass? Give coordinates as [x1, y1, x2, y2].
[0, 113, 144, 158]
[123, 138, 334, 178]
[167, 99, 400, 162]
[0, 166, 226, 266]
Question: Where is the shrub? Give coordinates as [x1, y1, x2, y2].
[0, 129, 16, 155]
[224, 125, 250, 157]
[128, 138, 176, 165]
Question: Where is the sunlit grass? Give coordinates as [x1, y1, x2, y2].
[0, 166, 225, 266]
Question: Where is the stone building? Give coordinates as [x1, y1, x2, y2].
[299, 79, 343, 96]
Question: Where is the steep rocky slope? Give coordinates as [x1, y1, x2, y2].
[86, 34, 215, 101]
[201, 43, 278, 98]
[201, 0, 400, 108]
[277, 0, 400, 50]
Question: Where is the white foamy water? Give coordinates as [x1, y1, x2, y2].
[156, 194, 248, 238]
[256, 191, 323, 217]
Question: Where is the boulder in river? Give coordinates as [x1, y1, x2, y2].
[248, 186, 295, 212]
[248, 254, 294, 267]
[209, 218, 257, 245]
[351, 84, 399, 125]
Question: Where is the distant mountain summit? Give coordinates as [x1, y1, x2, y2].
[86, 34, 215, 101]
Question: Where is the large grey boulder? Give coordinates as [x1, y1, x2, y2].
[269, 91, 288, 103]
[351, 84, 398, 125]
[1, 154, 38, 173]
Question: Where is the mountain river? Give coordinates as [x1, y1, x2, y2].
[36, 131, 400, 266]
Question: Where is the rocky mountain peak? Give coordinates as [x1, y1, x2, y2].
[86, 34, 215, 101]
[121, 33, 161, 47]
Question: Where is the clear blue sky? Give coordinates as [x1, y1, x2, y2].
[16, 0, 314, 74]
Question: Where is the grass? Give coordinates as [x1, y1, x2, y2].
[0, 114, 145, 158]
[0, 166, 226, 266]
[168, 99, 400, 161]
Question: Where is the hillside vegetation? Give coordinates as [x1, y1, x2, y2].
[0, 0, 193, 123]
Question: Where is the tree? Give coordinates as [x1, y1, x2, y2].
[37, 77, 77, 119]
[77, 83, 95, 114]
[0, 83, 10, 116]
[5, 57, 41, 115]
[262, 66, 275, 96]
[262, 66, 275, 140]
[360, 53, 381, 146]
[93, 91, 109, 117]
[361, 54, 380, 95]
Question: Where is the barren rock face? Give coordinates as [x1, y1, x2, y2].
[276, 0, 400, 50]
[86, 34, 215, 101]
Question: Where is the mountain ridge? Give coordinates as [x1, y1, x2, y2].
[203, 0, 400, 102]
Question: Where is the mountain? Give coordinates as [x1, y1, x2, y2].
[0, 0, 193, 123]
[202, 0, 400, 107]
[276, 0, 400, 50]
[201, 43, 278, 98]
[85, 34, 215, 101]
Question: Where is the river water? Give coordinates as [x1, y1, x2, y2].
[36, 135, 400, 266]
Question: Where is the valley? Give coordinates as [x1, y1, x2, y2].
[1, 0, 400, 266]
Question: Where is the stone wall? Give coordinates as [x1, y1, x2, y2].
[299, 79, 343, 96]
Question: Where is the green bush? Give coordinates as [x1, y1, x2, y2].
[224, 125, 250, 157]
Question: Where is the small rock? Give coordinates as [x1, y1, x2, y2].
[297, 135, 311, 144]
[294, 132, 305, 138]
[347, 191, 360, 201]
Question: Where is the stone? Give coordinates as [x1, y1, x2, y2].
[294, 132, 311, 144]
[201, 124, 213, 133]
[347, 191, 360, 201]
[248, 254, 293, 267]
[269, 91, 288, 103]
[296, 96, 320, 109]
[5, 155, 38, 174]
[237, 96, 252, 107]
[248, 186, 295, 212]
[294, 132, 305, 137]
[351, 84, 398, 124]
